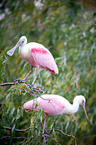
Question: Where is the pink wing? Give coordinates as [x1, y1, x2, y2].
[31, 46, 58, 74]
[24, 96, 65, 115]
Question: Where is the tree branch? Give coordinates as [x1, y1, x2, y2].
[1, 136, 27, 139]
[1, 126, 77, 144]
[55, 129, 77, 145]
[1, 126, 31, 132]
[1, 80, 45, 95]
[1, 79, 30, 87]
[1, 82, 15, 86]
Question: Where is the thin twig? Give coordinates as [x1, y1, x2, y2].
[1, 82, 15, 86]
[1, 126, 77, 144]
[42, 133, 58, 144]
[1, 80, 45, 95]
[55, 129, 77, 145]
[1, 126, 31, 132]
[1, 136, 27, 139]
[1, 80, 29, 87]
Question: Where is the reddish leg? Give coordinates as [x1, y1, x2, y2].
[32, 66, 39, 86]
[42, 114, 48, 134]
[23, 66, 33, 81]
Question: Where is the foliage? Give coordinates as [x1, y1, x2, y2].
[0, 0, 96, 145]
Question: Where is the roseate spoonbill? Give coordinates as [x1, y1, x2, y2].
[7, 36, 58, 85]
[23, 94, 89, 134]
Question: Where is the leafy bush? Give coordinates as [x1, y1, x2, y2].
[0, 0, 96, 144]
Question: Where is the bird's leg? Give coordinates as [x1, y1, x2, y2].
[31, 66, 39, 86]
[23, 66, 33, 81]
[42, 114, 48, 144]
[42, 114, 48, 134]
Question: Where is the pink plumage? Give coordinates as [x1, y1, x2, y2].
[30, 45, 58, 74]
[23, 94, 88, 134]
[7, 36, 58, 85]
[24, 94, 65, 115]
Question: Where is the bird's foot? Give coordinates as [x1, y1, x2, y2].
[42, 129, 49, 140]
[26, 83, 32, 88]
[31, 84, 33, 89]
[44, 129, 49, 135]
[14, 79, 25, 84]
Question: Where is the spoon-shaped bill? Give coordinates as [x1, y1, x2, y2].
[7, 42, 19, 56]
[82, 101, 91, 125]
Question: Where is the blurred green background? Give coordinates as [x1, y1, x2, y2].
[0, 0, 96, 144]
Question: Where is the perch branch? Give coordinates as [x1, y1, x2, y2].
[1, 80, 30, 87]
[1, 126, 31, 132]
[1, 136, 27, 139]
[1, 80, 45, 95]
[1, 82, 15, 86]
[55, 129, 77, 145]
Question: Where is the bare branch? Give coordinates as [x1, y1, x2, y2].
[1, 136, 27, 139]
[1, 126, 31, 132]
[1, 126, 77, 144]
[1, 82, 15, 86]
[55, 129, 77, 145]
[1, 79, 30, 87]
[1, 79, 45, 96]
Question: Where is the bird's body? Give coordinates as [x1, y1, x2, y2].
[7, 36, 58, 85]
[24, 94, 81, 115]
[19, 42, 58, 74]
[23, 94, 88, 134]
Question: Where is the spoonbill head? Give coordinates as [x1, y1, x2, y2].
[7, 36, 58, 85]
[7, 36, 27, 56]
[23, 94, 89, 134]
[73, 95, 85, 104]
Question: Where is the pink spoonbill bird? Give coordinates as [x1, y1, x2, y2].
[23, 94, 89, 134]
[7, 36, 58, 85]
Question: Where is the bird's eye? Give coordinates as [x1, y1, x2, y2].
[82, 100, 84, 104]
[22, 40, 24, 43]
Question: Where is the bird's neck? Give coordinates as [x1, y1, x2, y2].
[66, 102, 79, 114]
[19, 45, 31, 59]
